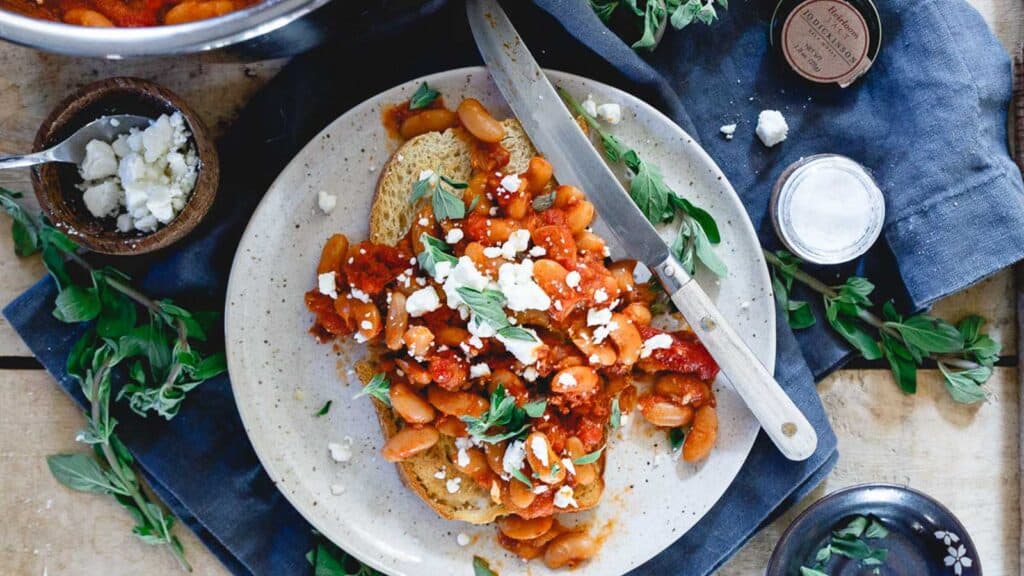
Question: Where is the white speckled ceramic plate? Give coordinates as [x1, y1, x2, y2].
[225, 68, 774, 576]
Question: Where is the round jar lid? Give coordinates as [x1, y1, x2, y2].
[770, 154, 884, 265]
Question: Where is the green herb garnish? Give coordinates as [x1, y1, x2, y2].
[511, 467, 533, 488]
[410, 172, 467, 221]
[590, 0, 726, 51]
[461, 385, 539, 444]
[315, 400, 333, 417]
[559, 88, 725, 278]
[668, 427, 686, 451]
[417, 233, 458, 278]
[409, 82, 440, 110]
[457, 286, 541, 344]
[0, 188, 227, 571]
[573, 445, 606, 465]
[610, 397, 622, 429]
[532, 190, 557, 211]
[473, 556, 498, 576]
[307, 532, 383, 576]
[354, 373, 391, 406]
[801, 515, 890, 575]
[766, 249, 999, 404]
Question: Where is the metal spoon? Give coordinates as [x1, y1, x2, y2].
[0, 114, 153, 171]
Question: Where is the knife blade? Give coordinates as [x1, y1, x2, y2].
[466, 0, 817, 461]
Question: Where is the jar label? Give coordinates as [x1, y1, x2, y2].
[781, 0, 872, 87]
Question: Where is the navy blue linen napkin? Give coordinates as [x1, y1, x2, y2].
[4, 0, 1020, 574]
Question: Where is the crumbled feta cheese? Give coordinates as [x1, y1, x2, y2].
[593, 321, 619, 345]
[330, 484, 345, 495]
[78, 113, 197, 233]
[756, 110, 788, 147]
[553, 485, 578, 509]
[317, 190, 337, 214]
[82, 181, 121, 218]
[349, 288, 371, 303]
[446, 477, 462, 493]
[530, 435, 549, 467]
[720, 123, 737, 140]
[499, 174, 522, 192]
[360, 320, 373, 330]
[497, 260, 551, 312]
[468, 313, 497, 339]
[328, 439, 353, 463]
[581, 94, 598, 117]
[406, 286, 441, 317]
[418, 217, 429, 227]
[633, 262, 653, 284]
[445, 228, 464, 244]
[589, 354, 600, 364]
[483, 246, 503, 259]
[640, 333, 674, 358]
[593, 288, 608, 303]
[523, 367, 539, 382]
[500, 229, 531, 259]
[496, 327, 544, 365]
[557, 371, 578, 389]
[80, 140, 118, 180]
[596, 103, 622, 125]
[587, 308, 613, 327]
[470, 363, 491, 379]
[532, 484, 549, 494]
[502, 440, 527, 476]
[468, 335, 484, 349]
[561, 457, 576, 476]
[565, 271, 581, 289]
[457, 533, 471, 547]
[529, 245, 547, 257]
[318, 272, 338, 299]
[455, 437, 473, 468]
[433, 467, 447, 480]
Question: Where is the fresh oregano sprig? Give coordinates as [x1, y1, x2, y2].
[0, 188, 226, 571]
[766, 249, 999, 403]
[559, 87, 726, 278]
[801, 515, 889, 574]
[307, 531, 383, 576]
[589, 0, 727, 51]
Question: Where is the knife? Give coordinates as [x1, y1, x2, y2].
[466, 0, 817, 461]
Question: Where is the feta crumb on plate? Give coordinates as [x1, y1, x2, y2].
[755, 110, 788, 147]
[317, 190, 337, 214]
[457, 533, 471, 547]
[596, 103, 622, 125]
[327, 438, 353, 463]
[77, 112, 198, 233]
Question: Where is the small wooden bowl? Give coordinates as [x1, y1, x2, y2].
[32, 77, 218, 255]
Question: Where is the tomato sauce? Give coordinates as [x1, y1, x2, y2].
[2, 0, 257, 26]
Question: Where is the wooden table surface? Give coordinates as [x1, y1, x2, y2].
[0, 3, 1021, 574]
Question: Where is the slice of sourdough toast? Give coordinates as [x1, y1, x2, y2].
[360, 119, 604, 524]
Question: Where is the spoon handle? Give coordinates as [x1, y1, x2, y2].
[0, 150, 59, 170]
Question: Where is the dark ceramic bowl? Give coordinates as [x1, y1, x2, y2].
[32, 77, 218, 255]
[768, 483, 981, 576]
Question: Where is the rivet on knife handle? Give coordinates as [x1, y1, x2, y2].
[654, 257, 819, 461]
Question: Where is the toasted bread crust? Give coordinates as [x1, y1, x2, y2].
[360, 119, 603, 525]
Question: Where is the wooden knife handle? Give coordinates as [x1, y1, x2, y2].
[655, 258, 818, 461]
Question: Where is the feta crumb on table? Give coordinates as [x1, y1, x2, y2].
[720, 123, 737, 140]
[755, 110, 788, 147]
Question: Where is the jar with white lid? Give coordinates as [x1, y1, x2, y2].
[770, 154, 884, 265]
